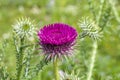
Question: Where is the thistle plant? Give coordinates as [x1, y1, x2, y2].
[77, 0, 112, 80]
[13, 17, 37, 80]
[0, 17, 50, 80]
[78, 17, 101, 80]
[78, 18, 101, 80]
[38, 23, 78, 80]
[0, 0, 118, 79]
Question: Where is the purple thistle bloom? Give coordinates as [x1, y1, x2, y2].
[38, 23, 78, 59]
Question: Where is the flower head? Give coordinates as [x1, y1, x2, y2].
[38, 23, 78, 59]
[13, 17, 36, 38]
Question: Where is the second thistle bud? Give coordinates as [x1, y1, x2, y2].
[13, 17, 36, 38]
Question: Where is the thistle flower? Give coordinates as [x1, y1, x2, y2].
[13, 17, 36, 38]
[38, 23, 78, 59]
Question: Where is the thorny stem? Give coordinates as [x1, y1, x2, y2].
[97, 0, 105, 25]
[53, 58, 59, 80]
[109, 0, 120, 23]
[86, 0, 104, 80]
[87, 41, 97, 80]
[87, 0, 96, 21]
[16, 37, 24, 80]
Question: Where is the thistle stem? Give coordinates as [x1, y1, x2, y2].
[87, 41, 97, 80]
[109, 0, 120, 23]
[17, 37, 24, 80]
[53, 58, 59, 80]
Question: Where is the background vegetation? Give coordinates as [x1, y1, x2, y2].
[0, 0, 120, 80]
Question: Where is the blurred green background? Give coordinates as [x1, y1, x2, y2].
[0, 0, 120, 80]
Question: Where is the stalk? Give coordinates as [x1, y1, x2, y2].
[109, 0, 120, 23]
[87, 41, 97, 80]
[16, 37, 24, 80]
[53, 58, 59, 80]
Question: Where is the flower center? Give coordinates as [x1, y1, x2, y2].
[50, 29, 62, 36]
[52, 31, 61, 34]
[22, 24, 30, 31]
